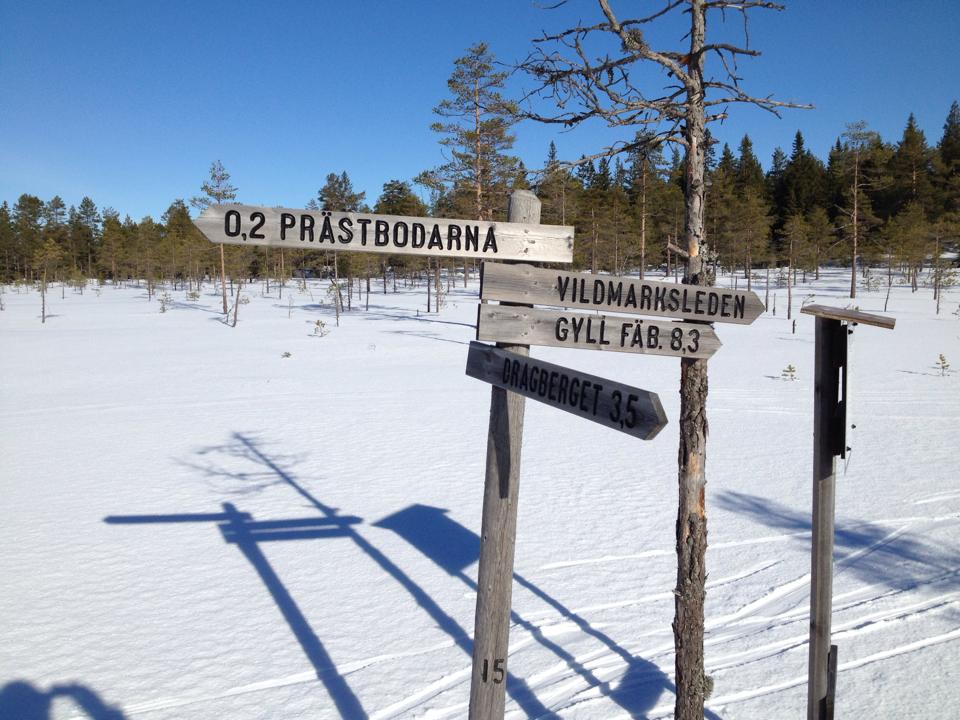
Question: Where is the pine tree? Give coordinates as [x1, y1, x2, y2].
[190, 161, 238, 314]
[374, 180, 427, 293]
[935, 101, 960, 215]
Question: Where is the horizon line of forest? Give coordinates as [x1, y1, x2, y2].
[3, 42, 958, 312]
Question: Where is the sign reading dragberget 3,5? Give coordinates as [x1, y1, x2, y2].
[193, 204, 574, 263]
[481, 262, 765, 324]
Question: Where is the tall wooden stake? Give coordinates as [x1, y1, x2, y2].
[468, 190, 540, 719]
[807, 316, 847, 719]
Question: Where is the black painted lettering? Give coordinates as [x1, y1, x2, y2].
[579, 381, 591, 412]
[607, 281, 622, 306]
[592, 279, 605, 305]
[428, 225, 443, 250]
[707, 292, 719, 316]
[357, 218, 371, 246]
[300, 215, 316, 242]
[482, 227, 497, 253]
[393, 221, 409, 247]
[599, 319, 610, 345]
[668, 287, 680, 312]
[224, 210, 241, 237]
[519, 363, 530, 391]
[590, 384, 602, 415]
[412, 223, 426, 249]
[682, 288, 693, 313]
[585, 318, 598, 344]
[557, 374, 570, 404]
[569, 377, 580, 407]
[571, 316, 584, 341]
[502, 359, 511, 383]
[654, 285, 667, 311]
[548, 371, 559, 401]
[335, 217, 351, 242]
[625, 284, 638, 308]
[373, 220, 389, 246]
[280, 213, 296, 240]
[720, 294, 731, 317]
[538, 368, 548, 397]
[630, 322, 644, 347]
[620, 322, 631, 347]
[556, 317, 569, 341]
[465, 225, 479, 252]
[320, 215, 337, 244]
[734, 294, 745, 319]
[578, 278, 589, 304]
[694, 290, 706, 315]
[557, 276, 570, 302]
[249, 212, 266, 239]
[447, 224, 462, 250]
[640, 284, 652, 311]
[510, 359, 520, 387]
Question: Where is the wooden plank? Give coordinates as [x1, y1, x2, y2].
[807, 317, 844, 720]
[477, 305, 722, 359]
[468, 190, 539, 720]
[192, 203, 574, 263]
[480, 262, 764, 324]
[465, 341, 667, 440]
[801, 303, 895, 329]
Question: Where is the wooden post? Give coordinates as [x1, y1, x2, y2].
[807, 316, 846, 720]
[468, 190, 540, 720]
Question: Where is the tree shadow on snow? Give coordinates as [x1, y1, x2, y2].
[374, 504, 722, 719]
[716, 491, 960, 595]
[0, 681, 126, 720]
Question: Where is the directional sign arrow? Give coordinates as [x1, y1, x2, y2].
[192, 204, 574, 263]
[465, 341, 667, 440]
[477, 305, 722, 359]
[480, 262, 765, 325]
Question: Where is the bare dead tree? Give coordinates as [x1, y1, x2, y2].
[517, 2, 809, 716]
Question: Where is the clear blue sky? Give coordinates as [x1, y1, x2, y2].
[2, 1, 957, 221]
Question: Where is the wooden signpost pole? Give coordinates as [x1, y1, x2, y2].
[468, 190, 540, 719]
[802, 304, 894, 720]
[807, 314, 845, 720]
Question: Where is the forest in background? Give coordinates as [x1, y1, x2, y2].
[2, 44, 958, 317]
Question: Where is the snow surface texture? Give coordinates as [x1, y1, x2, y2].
[1, 270, 958, 719]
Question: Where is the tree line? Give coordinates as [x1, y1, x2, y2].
[2, 42, 957, 317]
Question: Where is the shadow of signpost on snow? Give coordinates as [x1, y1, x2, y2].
[104, 504, 367, 719]
[716, 491, 960, 593]
[182, 432, 555, 719]
[374, 504, 699, 719]
[0, 681, 126, 720]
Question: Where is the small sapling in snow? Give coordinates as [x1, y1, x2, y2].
[312, 319, 328, 337]
[159, 292, 172, 313]
[937, 354, 950, 376]
[281, 351, 292, 359]
[781, 364, 798, 381]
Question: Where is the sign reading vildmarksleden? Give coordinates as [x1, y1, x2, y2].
[480, 262, 764, 324]
[192, 204, 574, 263]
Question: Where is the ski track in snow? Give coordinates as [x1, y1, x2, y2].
[2, 270, 958, 719]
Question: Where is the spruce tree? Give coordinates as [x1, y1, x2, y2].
[190, 161, 238, 314]
[889, 114, 934, 216]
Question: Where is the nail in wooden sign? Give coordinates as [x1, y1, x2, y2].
[477, 305, 722, 359]
[193, 204, 574, 263]
[465, 341, 667, 440]
[480, 263, 764, 324]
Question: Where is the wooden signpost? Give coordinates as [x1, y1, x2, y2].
[480, 262, 765, 324]
[800, 303, 895, 720]
[477, 305, 722, 359]
[466, 341, 667, 440]
[193, 203, 574, 263]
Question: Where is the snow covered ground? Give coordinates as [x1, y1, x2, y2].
[1, 268, 958, 719]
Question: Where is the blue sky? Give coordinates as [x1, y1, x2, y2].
[2, 1, 957, 220]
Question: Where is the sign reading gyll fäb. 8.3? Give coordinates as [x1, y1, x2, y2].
[192, 204, 574, 263]
[481, 262, 765, 325]
[477, 306, 722, 359]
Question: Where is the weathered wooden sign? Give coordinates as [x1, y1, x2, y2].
[477, 305, 722, 359]
[192, 204, 574, 263]
[465, 341, 667, 440]
[480, 262, 765, 324]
